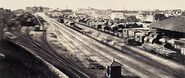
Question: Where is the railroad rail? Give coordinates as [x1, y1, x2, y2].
[49, 15, 185, 78]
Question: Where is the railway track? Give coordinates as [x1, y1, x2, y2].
[66, 18, 123, 40]
[63, 17, 185, 69]
[62, 18, 185, 69]
[52, 20, 164, 78]
[44, 17, 174, 78]
[38, 17, 90, 78]
[49, 15, 185, 78]
[10, 15, 90, 78]
[15, 29, 90, 78]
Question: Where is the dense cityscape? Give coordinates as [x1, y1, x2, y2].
[1, 4, 185, 78]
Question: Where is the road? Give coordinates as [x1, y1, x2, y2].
[40, 13, 185, 78]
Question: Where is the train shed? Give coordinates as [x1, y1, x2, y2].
[148, 16, 185, 55]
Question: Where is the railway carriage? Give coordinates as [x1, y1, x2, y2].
[110, 25, 119, 34]
[102, 25, 111, 32]
[57, 17, 64, 23]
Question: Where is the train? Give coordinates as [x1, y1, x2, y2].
[142, 43, 178, 58]
[61, 19, 84, 33]
[36, 15, 46, 24]
[57, 16, 64, 23]
[48, 14, 185, 61]
[79, 19, 142, 36]
[55, 16, 146, 45]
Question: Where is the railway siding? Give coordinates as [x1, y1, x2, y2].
[40, 13, 185, 78]
[64, 18, 185, 70]
[61, 17, 185, 78]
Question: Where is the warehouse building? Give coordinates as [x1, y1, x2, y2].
[148, 16, 185, 55]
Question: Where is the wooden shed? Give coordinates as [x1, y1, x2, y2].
[107, 60, 122, 78]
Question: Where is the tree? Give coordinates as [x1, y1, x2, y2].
[0, 10, 19, 39]
[126, 16, 139, 22]
[154, 14, 166, 21]
[7, 19, 20, 31]
[181, 12, 185, 16]
[0, 11, 13, 39]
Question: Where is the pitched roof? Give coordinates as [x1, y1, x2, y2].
[110, 61, 122, 67]
[148, 16, 185, 33]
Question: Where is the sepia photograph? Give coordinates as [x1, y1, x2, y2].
[0, 0, 185, 78]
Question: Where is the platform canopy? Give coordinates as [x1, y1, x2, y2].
[149, 16, 185, 33]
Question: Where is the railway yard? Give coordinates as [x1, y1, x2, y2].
[39, 13, 185, 78]
[1, 8, 185, 78]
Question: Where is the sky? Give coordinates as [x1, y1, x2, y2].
[0, 0, 185, 10]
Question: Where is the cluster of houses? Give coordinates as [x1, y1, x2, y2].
[26, 6, 50, 13]
[47, 8, 185, 56]
[47, 8, 185, 26]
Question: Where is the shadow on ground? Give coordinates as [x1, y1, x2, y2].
[0, 40, 58, 78]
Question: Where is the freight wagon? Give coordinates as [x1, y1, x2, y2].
[142, 43, 177, 57]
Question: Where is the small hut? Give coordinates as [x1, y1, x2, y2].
[107, 60, 122, 78]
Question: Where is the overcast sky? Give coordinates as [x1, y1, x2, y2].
[0, 0, 185, 10]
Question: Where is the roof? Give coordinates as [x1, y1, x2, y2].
[148, 16, 185, 33]
[111, 10, 138, 14]
[174, 38, 185, 45]
[110, 61, 122, 67]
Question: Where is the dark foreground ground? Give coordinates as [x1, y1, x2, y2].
[0, 40, 58, 78]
